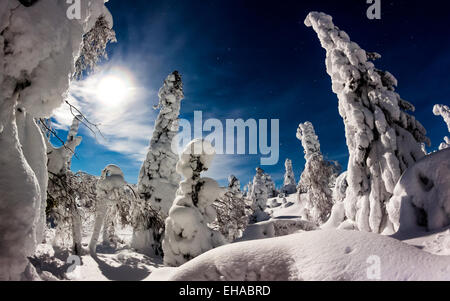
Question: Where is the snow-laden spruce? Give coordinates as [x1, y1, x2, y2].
[162, 139, 226, 267]
[281, 159, 297, 194]
[305, 12, 430, 233]
[248, 168, 270, 223]
[89, 165, 131, 257]
[0, 0, 113, 281]
[297, 121, 339, 225]
[387, 148, 450, 233]
[133, 71, 184, 256]
[433, 104, 450, 150]
[264, 173, 278, 198]
[211, 175, 253, 242]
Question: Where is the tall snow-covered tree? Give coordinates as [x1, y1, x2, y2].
[297, 121, 338, 225]
[162, 139, 226, 267]
[248, 168, 270, 223]
[45, 115, 84, 255]
[281, 159, 297, 194]
[0, 0, 113, 280]
[433, 104, 450, 150]
[211, 175, 253, 242]
[305, 12, 430, 233]
[133, 71, 184, 256]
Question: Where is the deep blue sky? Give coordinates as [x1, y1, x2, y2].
[61, 0, 450, 187]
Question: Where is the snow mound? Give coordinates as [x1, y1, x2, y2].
[147, 230, 450, 281]
[387, 148, 450, 232]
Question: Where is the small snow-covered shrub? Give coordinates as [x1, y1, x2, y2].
[211, 175, 253, 242]
[162, 139, 226, 267]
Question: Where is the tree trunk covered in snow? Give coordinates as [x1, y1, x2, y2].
[433, 104, 450, 150]
[162, 139, 226, 267]
[297, 121, 338, 225]
[305, 12, 430, 233]
[133, 71, 184, 256]
[0, 0, 113, 280]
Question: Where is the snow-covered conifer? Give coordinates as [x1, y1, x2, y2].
[297, 121, 338, 224]
[211, 175, 253, 242]
[264, 173, 278, 198]
[248, 168, 270, 223]
[133, 71, 184, 256]
[281, 159, 297, 194]
[433, 104, 450, 150]
[305, 12, 430, 232]
[162, 139, 226, 267]
[89, 165, 128, 257]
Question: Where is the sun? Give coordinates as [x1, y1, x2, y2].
[96, 75, 130, 106]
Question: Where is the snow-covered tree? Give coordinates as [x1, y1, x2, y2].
[211, 175, 253, 242]
[162, 139, 226, 267]
[305, 12, 430, 233]
[281, 159, 297, 194]
[0, 1, 113, 280]
[433, 104, 450, 150]
[133, 71, 184, 256]
[89, 165, 135, 257]
[74, 15, 117, 79]
[248, 168, 270, 223]
[297, 122, 339, 224]
[264, 173, 278, 198]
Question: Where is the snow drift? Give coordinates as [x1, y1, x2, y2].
[148, 229, 450, 281]
[387, 148, 450, 233]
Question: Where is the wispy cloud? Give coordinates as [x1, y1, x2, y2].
[52, 65, 156, 163]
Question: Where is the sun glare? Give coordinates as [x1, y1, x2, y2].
[96, 75, 130, 106]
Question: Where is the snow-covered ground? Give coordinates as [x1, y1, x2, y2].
[30, 192, 450, 281]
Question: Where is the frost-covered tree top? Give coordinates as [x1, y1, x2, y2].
[163, 139, 226, 266]
[47, 115, 82, 176]
[433, 104, 450, 132]
[305, 12, 429, 233]
[297, 122, 321, 161]
[433, 104, 450, 150]
[137, 71, 184, 216]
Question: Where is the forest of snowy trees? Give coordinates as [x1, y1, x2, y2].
[0, 1, 449, 281]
